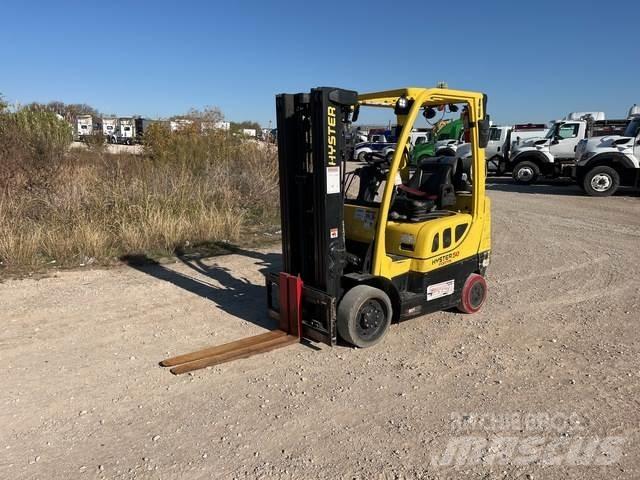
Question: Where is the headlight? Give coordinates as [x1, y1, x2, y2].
[394, 95, 413, 115]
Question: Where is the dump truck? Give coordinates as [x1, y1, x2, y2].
[411, 119, 464, 163]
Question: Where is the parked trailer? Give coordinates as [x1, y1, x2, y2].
[134, 118, 154, 142]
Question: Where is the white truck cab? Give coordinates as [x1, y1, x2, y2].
[485, 124, 548, 174]
[574, 115, 640, 196]
[102, 118, 118, 143]
[509, 113, 628, 185]
[117, 117, 136, 145]
[485, 125, 510, 173]
[76, 115, 94, 140]
[510, 120, 585, 184]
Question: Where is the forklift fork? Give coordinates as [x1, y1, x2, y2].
[160, 273, 303, 375]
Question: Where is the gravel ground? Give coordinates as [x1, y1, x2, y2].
[1, 179, 639, 479]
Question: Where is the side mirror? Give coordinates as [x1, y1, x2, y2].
[478, 118, 491, 148]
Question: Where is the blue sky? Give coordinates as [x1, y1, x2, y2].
[1, 0, 637, 126]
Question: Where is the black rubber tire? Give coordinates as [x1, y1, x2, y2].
[457, 274, 487, 314]
[512, 160, 540, 185]
[337, 285, 392, 348]
[386, 151, 394, 161]
[436, 148, 456, 157]
[581, 165, 620, 197]
[357, 151, 368, 162]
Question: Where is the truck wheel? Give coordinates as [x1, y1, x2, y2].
[357, 151, 367, 162]
[512, 160, 540, 184]
[457, 274, 487, 314]
[337, 285, 392, 348]
[582, 166, 619, 197]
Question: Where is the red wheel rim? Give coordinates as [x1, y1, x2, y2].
[461, 274, 487, 313]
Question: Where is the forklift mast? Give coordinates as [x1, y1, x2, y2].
[272, 87, 358, 343]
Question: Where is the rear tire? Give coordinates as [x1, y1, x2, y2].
[512, 160, 540, 185]
[457, 274, 487, 314]
[581, 165, 619, 197]
[337, 285, 392, 348]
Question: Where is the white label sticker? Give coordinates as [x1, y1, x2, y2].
[426, 279, 455, 301]
[326, 166, 341, 194]
[330, 228, 338, 239]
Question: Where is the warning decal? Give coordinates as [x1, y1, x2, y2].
[426, 279, 455, 301]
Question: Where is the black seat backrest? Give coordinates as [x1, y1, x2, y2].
[453, 157, 472, 191]
[406, 156, 456, 191]
[418, 163, 454, 196]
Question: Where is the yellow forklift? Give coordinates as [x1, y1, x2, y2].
[162, 86, 491, 374]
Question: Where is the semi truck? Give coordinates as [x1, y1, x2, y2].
[76, 115, 95, 140]
[102, 118, 118, 143]
[117, 117, 136, 145]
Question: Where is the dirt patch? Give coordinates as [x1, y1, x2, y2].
[1, 182, 639, 479]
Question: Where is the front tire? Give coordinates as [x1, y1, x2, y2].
[357, 151, 368, 162]
[512, 160, 540, 185]
[337, 285, 392, 348]
[581, 165, 619, 197]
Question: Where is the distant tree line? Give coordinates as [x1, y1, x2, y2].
[0, 96, 264, 133]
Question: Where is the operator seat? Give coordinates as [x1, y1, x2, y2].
[452, 156, 472, 192]
[389, 156, 457, 222]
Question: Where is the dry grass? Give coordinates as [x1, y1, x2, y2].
[0, 114, 279, 274]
